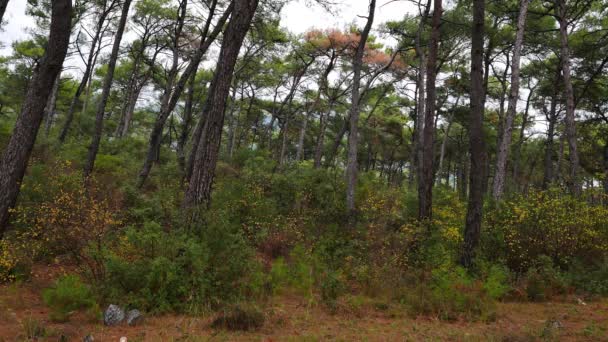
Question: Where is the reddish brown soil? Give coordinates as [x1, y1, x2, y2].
[1, 264, 607, 341]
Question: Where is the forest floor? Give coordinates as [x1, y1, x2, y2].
[0, 264, 607, 341]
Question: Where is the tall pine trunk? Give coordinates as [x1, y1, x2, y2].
[492, 0, 529, 200]
[0, 0, 72, 235]
[409, 0, 431, 189]
[183, 0, 259, 208]
[557, 0, 581, 196]
[84, 0, 133, 178]
[418, 0, 441, 221]
[461, 0, 486, 268]
[346, 0, 375, 218]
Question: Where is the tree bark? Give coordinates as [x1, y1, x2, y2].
[557, 0, 581, 196]
[84, 0, 132, 178]
[183, 0, 259, 208]
[491, 0, 529, 200]
[0, 0, 72, 235]
[0, 0, 9, 25]
[418, 0, 441, 221]
[461, 0, 486, 268]
[346, 0, 375, 218]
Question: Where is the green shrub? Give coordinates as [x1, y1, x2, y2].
[43, 275, 97, 322]
[98, 217, 262, 313]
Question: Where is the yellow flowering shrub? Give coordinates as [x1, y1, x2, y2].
[0, 160, 120, 282]
[484, 189, 608, 272]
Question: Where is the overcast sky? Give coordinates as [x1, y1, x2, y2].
[0, 0, 415, 55]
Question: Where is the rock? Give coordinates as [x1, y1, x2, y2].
[119, 337, 127, 342]
[550, 319, 563, 329]
[103, 304, 125, 326]
[83, 335, 94, 342]
[126, 309, 144, 326]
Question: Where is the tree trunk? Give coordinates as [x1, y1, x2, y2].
[461, 0, 486, 268]
[437, 96, 460, 183]
[314, 108, 330, 168]
[44, 72, 61, 136]
[604, 141, 608, 200]
[326, 118, 348, 167]
[177, 71, 199, 171]
[512, 82, 534, 190]
[226, 85, 240, 159]
[346, 0, 375, 218]
[492, 0, 529, 200]
[0, 0, 9, 25]
[410, 0, 431, 189]
[0, 0, 72, 235]
[557, 0, 581, 196]
[418, 0, 441, 221]
[295, 110, 310, 162]
[138, 0, 232, 187]
[58, 3, 112, 143]
[183, 0, 259, 208]
[84, 0, 132, 178]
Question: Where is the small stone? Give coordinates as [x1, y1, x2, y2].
[83, 335, 94, 342]
[126, 309, 144, 326]
[119, 337, 127, 342]
[549, 319, 563, 329]
[103, 304, 125, 326]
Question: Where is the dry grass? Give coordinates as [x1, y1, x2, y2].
[0, 265, 607, 341]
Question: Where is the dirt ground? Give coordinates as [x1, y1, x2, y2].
[1, 264, 607, 341]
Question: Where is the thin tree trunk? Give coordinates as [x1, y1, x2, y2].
[177, 71, 199, 171]
[139, 0, 232, 187]
[418, 0, 441, 221]
[492, 0, 529, 200]
[410, 0, 431, 189]
[327, 118, 348, 167]
[295, 110, 310, 162]
[58, 2, 113, 142]
[346, 0, 375, 218]
[0, 0, 72, 235]
[438, 96, 460, 182]
[226, 85, 240, 158]
[461, 0, 486, 268]
[279, 114, 290, 165]
[44, 72, 61, 136]
[0, 0, 9, 25]
[183, 0, 259, 208]
[314, 108, 330, 168]
[84, 0, 132, 178]
[604, 141, 608, 200]
[512, 83, 534, 189]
